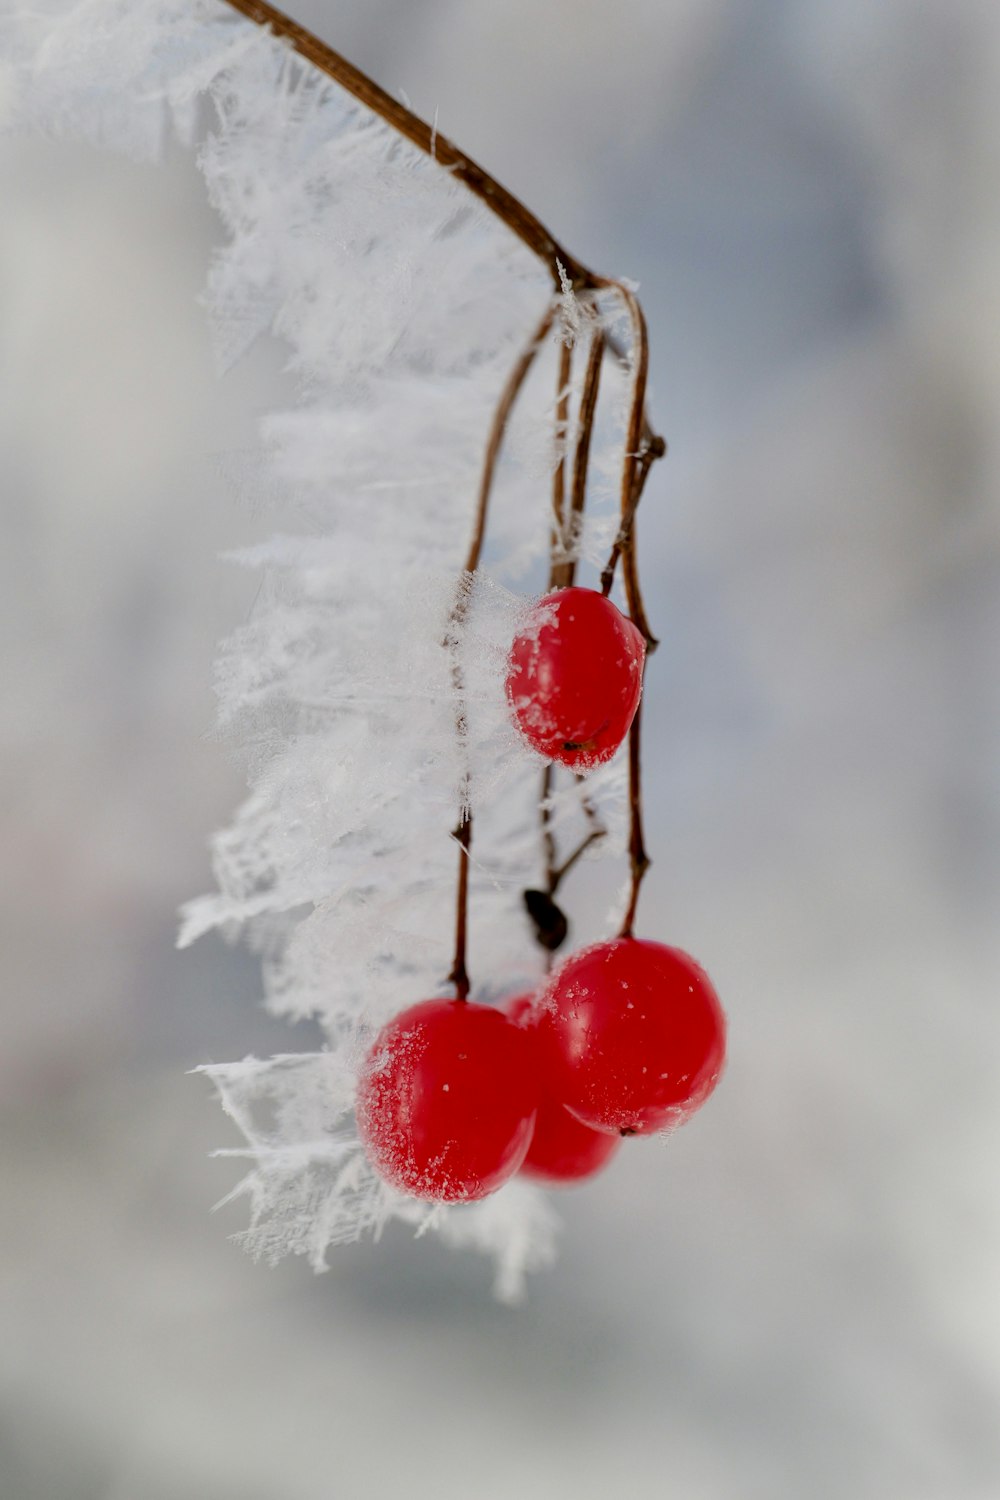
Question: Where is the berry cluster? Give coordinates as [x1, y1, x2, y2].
[355, 587, 726, 1203]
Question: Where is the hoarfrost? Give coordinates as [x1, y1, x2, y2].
[3, 0, 631, 1294]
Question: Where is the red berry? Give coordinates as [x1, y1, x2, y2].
[507, 995, 620, 1184]
[355, 998, 539, 1203]
[534, 939, 726, 1136]
[506, 587, 645, 770]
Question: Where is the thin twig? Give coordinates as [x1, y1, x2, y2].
[598, 433, 664, 634]
[446, 306, 554, 997]
[459, 305, 555, 578]
[550, 338, 573, 563]
[597, 285, 658, 647]
[550, 825, 605, 892]
[447, 809, 473, 999]
[594, 286, 657, 939]
[602, 324, 666, 461]
[533, 332, 608, 942]
[222, 0, 590, 290]
[221, 0, 665, 959]
[551, 329, 604, 591]
[618, 693, 650, 939]
[221, 0, 665, 581]
[540, 764, 558, 890]
[221, 2, 664, 457]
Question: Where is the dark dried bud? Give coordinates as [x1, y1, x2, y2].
[523, 888, 569, 952]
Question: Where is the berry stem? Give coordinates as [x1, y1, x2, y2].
[539, 764, 558, 913]
[619, 691, 650, 939]
[531, 329, 608, 954]
[551, 329, 605, 592]
[221, 0, 666, 968]
[594, 288, 659, 940]
[447, 306, 555, 998]
[460, 305, 555, 576]
[532, 334, 574, 966]
[598, 287, 661, 650]
[550, 809, 606, 892]
[447, 808, 473, 1000]
[550, 338, 573, 566]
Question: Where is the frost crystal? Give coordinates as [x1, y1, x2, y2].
[4, 0, 631, 1297]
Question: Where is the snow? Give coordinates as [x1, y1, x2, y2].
[2, 0, 636, 1293]
[2, 0, 999, 1489]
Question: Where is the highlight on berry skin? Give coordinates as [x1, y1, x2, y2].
[505, 586, 646, 771]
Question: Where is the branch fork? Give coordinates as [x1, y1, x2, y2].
[223, 0, 666, 995]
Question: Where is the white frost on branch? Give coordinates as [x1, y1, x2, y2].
[2, 0, 630, 1297]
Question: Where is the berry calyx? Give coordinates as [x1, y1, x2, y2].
[507, 995, 620, 1184]
[505, 586, 645, 770]
[355, 998, 539, 1202]
[534, 938, 726, 1136]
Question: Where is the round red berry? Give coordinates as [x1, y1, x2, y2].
[355, 998, 540, 1202]
[507, 995, 620, 1184]
[534, 938, 726, 1136]
[505, 587, 645, 770]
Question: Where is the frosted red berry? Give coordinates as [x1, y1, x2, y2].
[534, 938, 726, 1136]
[505, 586, 645, 770]
[355, 998, 539, 1202]
[507, 995, 620, 1184]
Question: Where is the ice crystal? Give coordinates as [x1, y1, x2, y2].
[3, 0, 632, 1297]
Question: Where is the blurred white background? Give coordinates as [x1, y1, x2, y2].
[1, 1, 998, 1496]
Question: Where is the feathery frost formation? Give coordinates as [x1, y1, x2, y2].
[3, 0, 633, 1297]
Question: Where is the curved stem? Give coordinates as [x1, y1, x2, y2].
[460, 305, 555, 577]
[447, 304, 555, 998]
[532, 330, 608, 951]
[222, 1, 666, 593]
[551, 819, 605, 892]
[552, 329, 604, 591]
[593, 285, 657, 939]
[447, 808, 473, 999]
[222, 0, 666, 962]
[603, 326, 665, 465]
[222, 0, 589, 289]
[597, 284, 659, 649]
[550, 338, 573, 565]
[618, 693, 650, 939]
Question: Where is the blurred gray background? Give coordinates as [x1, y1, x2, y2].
[2, 1, 998, 1496]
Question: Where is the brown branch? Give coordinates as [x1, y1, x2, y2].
[222, 0, 664, 566]
[459, 304, 555, 578]
[220, 5, 663, 458]
[598, 285, 659, 648]
[550, 825, 605, 892]
[529, 331, 608, 955]
[446, 305, 555, 997]
[539, 764, 558, 890]
[551, 329, 604, 591]
[599, 435, 663, 637]
[446, 809, 473, 999]
[602, 325, 666, 461]
[550, 338, 573, 565]
[221, 0, 589, 290]
[547, 778, 606, 897]
[593, 287, 658, 940]
[618, 692, 650, 940]
[221, 0, 665, 961]
[527, 769, 605, 961]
